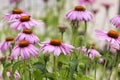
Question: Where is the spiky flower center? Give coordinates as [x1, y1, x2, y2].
[19, 40, 29, 48]
[90, 44, 95, 49]
[107, 30, 119, 39]
[75, 5, 86, 11]
[20, 16, 30, 22]
[50, 39, 61, 46]
[23, 29, 32, 34]
[12, 9, 23, 14]
[5, 36, 14, 41]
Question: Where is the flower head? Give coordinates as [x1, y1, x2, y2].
[11, 40, 39, 59]
[7, 70, 20, 78]
[78, 0, 95, 4]
[95, 29, 120, 50]
[0, 36, 14, 52]
[66, 5, 93, 21]
[4, 8, 28, 21]
[40, 38, 74, 56]
[9, 0, 23, 4]
[15, 29, 39, 43]
[101, 2, 113, 9]
[82, 45, 101, 59]
[110, 15, 120, 28]
[10, 15, 43, 30]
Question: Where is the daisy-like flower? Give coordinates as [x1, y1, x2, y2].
[118, 63, 120, 68]
[95, 29, 120, 50]
[88, 45, 101, 59]
[9, 0, 23, 4]
[4, 8, 28, 21]
[0, 36, 14, 52]
[10, 15, 43, 30]
[15, 29, 39, 43]
[78, 0, 95, 4]
[7, 70, 20, 78]
[11, 40, 39, 59]
[101, 2, 113, 9]
[82, 45, 101, 59]
[40, 38, 74, 56]
[66, 5, 93, 21]
[110, 15, 120, 28]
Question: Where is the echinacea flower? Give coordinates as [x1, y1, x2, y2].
[78, 0, 95, 4]
[82, 45, 101, 59]
[101, 2, 113, 9]
[0, 36, 14, 52]
[7, 70, 20, 78]
[95, 29, 120, 50]
[99, 58, 105, 64]
[88, 45, 101, 59]
[11, 40, 39, 59]
[118, 63, 120, 68]
[40, 38, 74, 56]
[110, 15, 120, 28]
[4, 8, 28, 21]
[15, 29, 39, 43]
[9, 0, 23, 4]
[10, 15, 43, 30]
[66, 5, 93, 21]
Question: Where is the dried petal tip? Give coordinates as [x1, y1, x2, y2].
[12, 8, 23, 14]
[107, 30, 119, 39]
[19, 40, 29, 48]
[50, 39, 61, 46]
[20, 16, 30, 22]
[75, 5, 86, 11]
[23, 29, 32, 34]
[5, 36, 14, 41]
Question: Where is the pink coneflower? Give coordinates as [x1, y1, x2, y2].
[101, 2, 113, 9]
[66, 5, 93, 21]
[0, 36, 14, 52]
[88, 45, 101, 59]
[4, 8, 28, 21]
[7, 70, 20, 78]
[110, 15, 120, 28]
[99, 58, 105, 64]
[82, 45, 101, 59]
[9, 0, 23, 4]
[40, 38, 74, 56]
[118, 63, 120, 68]
[95, 29, 120, 50]
[15, 29, 39, 43]
[78, 0, 95, 4]
[11, 40, 39, 59]
[10, 15, 43, 30]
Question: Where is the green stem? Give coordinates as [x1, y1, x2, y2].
[61, 32, 63, 41]
[94, 61, 97, 80]
[84, 21, 87, 35]
[45, 61, 47, 80]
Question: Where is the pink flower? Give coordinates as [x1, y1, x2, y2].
[11, 40, 39, 59]
[118, 63, 120, 68]
[82, 45, 101, 59]
[7, 71, 20, 78]
[9, 0, 23, 4]
[10, 15, 43, 30]
[15, 29, 39, 43]
[101, 2, 113, 9]
[99, 58, 105, 64]
[95, 29, 120, 50]
[88, 49, 101, 59]
[82, 46, 87, 56]
[40, 38, 74, 56]
[78, 0, 95, 4]
[110, 15, 120, 28]
[0, 36, 14, 52]
[66, 5, 93, 21]
[4, 8, 28, 21]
